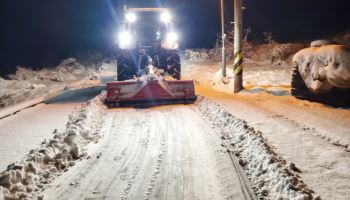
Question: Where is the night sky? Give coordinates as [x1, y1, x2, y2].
[0, 0, 350, 75]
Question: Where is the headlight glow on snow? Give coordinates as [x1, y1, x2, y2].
[118, 31, 133, 49]
[125, 12, 137, 23]
[160, 12, 172, 23]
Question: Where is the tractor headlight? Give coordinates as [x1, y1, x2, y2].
[166, 32, 178, 43]
[162, 32, 179, 50]
[118, 31, 133, 49]
[160, 12, 172, 23]
[125, 12, 137, 23]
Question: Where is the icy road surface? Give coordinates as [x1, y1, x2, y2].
[43, 105, 249, 200]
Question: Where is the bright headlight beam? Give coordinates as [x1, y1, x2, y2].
[160, 12, 172, 23]
[166, 32, 178, 43]
[125, 12, 136, 23]
[118, 31, 133, 48]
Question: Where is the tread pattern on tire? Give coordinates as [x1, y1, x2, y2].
[117, 54, 137, 81]
[165, 53, 181, 80]
[291, 66, 350, 107]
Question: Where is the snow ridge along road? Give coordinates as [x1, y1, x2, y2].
[0, 93, 107, 199]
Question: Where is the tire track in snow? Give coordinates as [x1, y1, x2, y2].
[145, 133, 167, 199]
[270, 114, 350, 152]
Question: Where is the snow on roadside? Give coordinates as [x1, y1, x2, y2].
[0, 58, 104, 109]
[182, 49, 294, 96]
[196, 97, 315, 200]
[0, 92, 107, 200]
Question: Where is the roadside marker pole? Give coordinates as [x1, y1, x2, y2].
[221, 0, 226, 77]
[233, 0, 243, 93]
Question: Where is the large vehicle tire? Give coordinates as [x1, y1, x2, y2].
[291, 66, 350, 107]
[167, 53, 181, 80]
[117, 53, 137, 81]
[160, 51, 181, 80]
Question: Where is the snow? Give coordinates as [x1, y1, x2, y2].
[41, 105, 250, 200]
[0, 97, 44, 119]
[0, 58, 102, 109]
[310, 40, 333, 47]
[194, 85, 350, 199]
[183, 48, 350, 199]
[293, 45, 350, 92]
[196, 97, 314, 199]
[182, 50, 293, 95]
[0, 93, 107, 199]
[0, 44, 350, 200]
[183, 49, 210, 62]
[0, 103, 74, 172]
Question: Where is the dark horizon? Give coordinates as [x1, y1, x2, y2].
[1, 0, 350, 75]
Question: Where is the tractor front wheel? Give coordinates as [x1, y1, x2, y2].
[117, 53, 137, 81]
[160, 52, 181, 80]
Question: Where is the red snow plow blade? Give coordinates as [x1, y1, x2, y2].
[105, 79, 196, 107]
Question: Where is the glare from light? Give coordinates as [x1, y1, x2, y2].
[160, 12, 172, 23]
[166, 32, 178, 43]
[162, 32, 179, 49]
[125, 12, 137, 23]
[118, 31, 133, 48]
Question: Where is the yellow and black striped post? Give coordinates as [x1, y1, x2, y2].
[233, 0, 243, 93]
[233, 50, 243, 76]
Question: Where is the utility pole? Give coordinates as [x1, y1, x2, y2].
[233, 0, 243, 93]
[220, 0, 226, 77]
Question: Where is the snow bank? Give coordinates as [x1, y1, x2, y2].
[8, 58, 95, 82]
[310, 40, 333, 48]
[0, 93, 106, 200]
[181, 46, 300, 96]
[183, 49, 210, 62]
[196, 97, 315, 200]
[0, 58, 105, 109]
[0, 79, 48, 108]
[333, 32, 350, 49]
[293, 45, 350, 93]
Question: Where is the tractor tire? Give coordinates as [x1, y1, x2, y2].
[117, 53, 137, 81]
[291, 66, 350, 107]
[167, 53, 181, 80]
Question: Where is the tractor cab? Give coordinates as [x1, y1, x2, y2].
[116, 7, 181, 81]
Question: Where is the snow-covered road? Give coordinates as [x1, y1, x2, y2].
[0, 86, 103, 171]
[0, 103, 75, 172]
[43, 105, 251, 200]
[0, 66, 113, 172]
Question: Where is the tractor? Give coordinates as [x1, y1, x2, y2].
[116, 7, 181, 81]
[105, 7, 196, 107]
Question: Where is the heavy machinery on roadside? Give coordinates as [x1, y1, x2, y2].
[291, 45, 350, 107]
[105, 7, 196, 107]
